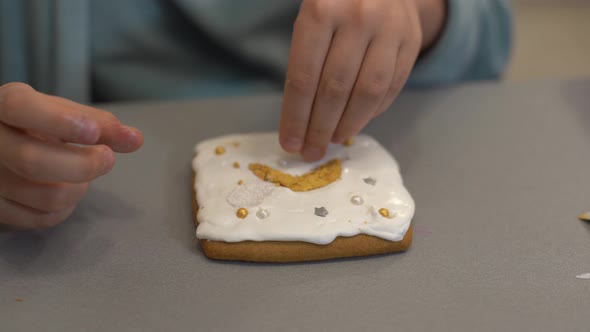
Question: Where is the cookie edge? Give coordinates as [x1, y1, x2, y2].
[192, 172, 412, 262]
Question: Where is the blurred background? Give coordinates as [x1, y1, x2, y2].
[509, 0, 590, 80]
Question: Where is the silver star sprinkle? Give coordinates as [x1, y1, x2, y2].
[256, 209, 270, 220]
[314, 207, 328, 217]
[363, 177, 377, 186]
[350, 195, 364, 205]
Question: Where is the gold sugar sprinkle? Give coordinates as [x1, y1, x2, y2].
[343, 138, 354, 146]
[233, 161, 240, 168]
[238, 180, 244, 185]
[579, 212, 590, 221]
[236, 208, 248, 219]
[215, 146, 226, 155]
[232, 142, 240, 147]
[378, 208, 390, 218]
[15, 298, 24, 303]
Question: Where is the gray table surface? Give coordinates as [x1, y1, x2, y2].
[1, 79, 589, 331]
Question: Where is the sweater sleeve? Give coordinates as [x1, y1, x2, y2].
[408, 0, 513, 86]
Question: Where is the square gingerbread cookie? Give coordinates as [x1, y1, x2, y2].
[191, 133, 414, 262]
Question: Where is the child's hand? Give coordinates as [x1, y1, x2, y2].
[279, 0, 424, 161]
[0, 83, 143, 230]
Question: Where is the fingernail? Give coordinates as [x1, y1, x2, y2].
[302, 146, 323, 162]
[120, 125, 143, 149]
[121, 125, 137, 139]
[101, 146, 115, 174]
[282, 137, 303, 152]
[78, 118, 99, 144]
[332, 136, 345, 144]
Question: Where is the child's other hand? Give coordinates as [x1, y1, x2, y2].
[0, 83, 143, 230]
[280, 0, 423, 161]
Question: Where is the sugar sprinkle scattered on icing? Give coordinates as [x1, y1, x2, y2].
[314, 207, 329, 217]
[256, 209, 270, 220]
[215, 146, 225, 155]
[227, 182, 275, 207]
[343, 138, 354, 146]
[363, 177, 377, 185]
[350, 195, 364, 205]
[236, 208, 248, 219]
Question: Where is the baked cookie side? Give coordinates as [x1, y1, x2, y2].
[192, 171, 412, 262]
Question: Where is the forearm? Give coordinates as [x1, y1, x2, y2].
[417, 0, 447, 50]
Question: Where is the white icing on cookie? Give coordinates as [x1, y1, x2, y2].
[192, 133, 414, 245]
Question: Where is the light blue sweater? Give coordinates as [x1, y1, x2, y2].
[0, 0, 512, 103]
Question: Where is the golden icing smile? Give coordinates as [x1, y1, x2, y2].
[248, 159, 342, 192]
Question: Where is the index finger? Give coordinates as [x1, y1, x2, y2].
[48, 95, 143, 153]
[279, 11, 333, 153]
[0, 83, 100, 144]
[0, 83, 142, 153]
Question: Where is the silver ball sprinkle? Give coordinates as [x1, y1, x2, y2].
[277, 159, 288, 167]
[350, 195, 364, 205]
[363, 177, 377, 186]
[256, 209, 270, 220]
